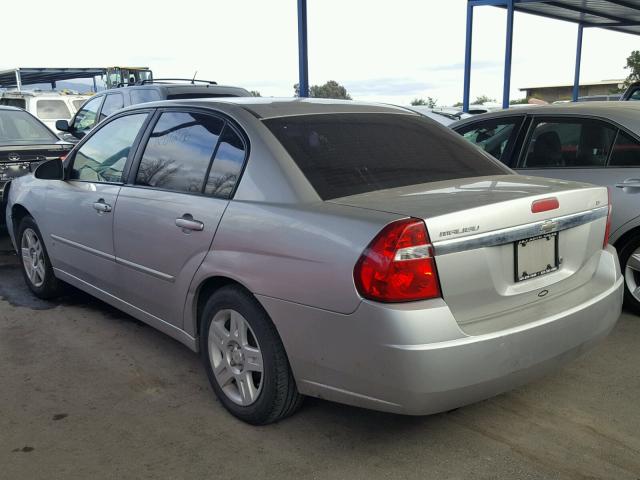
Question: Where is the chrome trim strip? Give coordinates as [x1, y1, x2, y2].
[50, 234, 115, 261]
[115, 257, 175, 282]
[432, 206, 608, 255]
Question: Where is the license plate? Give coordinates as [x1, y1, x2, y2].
[514, 232, 559, 282]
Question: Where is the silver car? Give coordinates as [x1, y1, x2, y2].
[4, 98, 622, 424]
[452, 102, 640, 314]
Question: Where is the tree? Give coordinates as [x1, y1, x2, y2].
[624, 50, 640, 87]
[509, 97, 529, 105]
[452, 95, 497, 107]
[250, 90, 261, 97]
[411, 97, 437, 108]
[294, 80, 352, 99]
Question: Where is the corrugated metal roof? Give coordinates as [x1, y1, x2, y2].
[510, 0, 640, 36]
[0, 68, 105, 89]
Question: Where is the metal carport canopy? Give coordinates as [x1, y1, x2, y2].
[0, 67, 105, 90]
[294, 1, 640, 105]
[462, 0, 640, 111]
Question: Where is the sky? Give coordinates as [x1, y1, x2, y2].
[2, 0, 638, 106]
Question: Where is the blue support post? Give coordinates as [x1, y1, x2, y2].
[297, 0, 309, 98]
[502, 0, 514, 109]
[572, 24, 583, 102]
[462, 2, 474, 113]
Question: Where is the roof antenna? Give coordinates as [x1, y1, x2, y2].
[191, 71, 198, 84]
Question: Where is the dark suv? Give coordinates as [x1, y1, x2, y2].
[56, 81, 251, 143]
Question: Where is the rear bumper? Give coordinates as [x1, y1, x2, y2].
[258, 245, 623, 415]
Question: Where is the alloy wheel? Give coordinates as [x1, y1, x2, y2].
[208, 309, 264, 406]
[21, 228, 45, 288]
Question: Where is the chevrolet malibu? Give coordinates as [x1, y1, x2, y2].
[4, 98, 623, 425]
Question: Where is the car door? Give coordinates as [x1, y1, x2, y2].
[43, 112, 150, 294]
[455, 116, 525, 167]
[513, 116, 638, 237]
[113, 109, 247, 328]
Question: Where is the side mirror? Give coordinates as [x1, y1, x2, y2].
[56, 119, 70, 132]
[34, 159, 64, 180]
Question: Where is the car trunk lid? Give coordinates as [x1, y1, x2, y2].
[331, 174, 609, 329]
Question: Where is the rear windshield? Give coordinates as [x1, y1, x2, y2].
[264, 113, 507, 200]
[36, 99, 71, 119]
[0, 109, 58, 144]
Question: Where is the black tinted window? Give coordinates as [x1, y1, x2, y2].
[522, 119, 616, 168]
[205, 126, 246, 197]
[100, 94, 124, 121]
[609, 131, 640, 167]
[72, 113, 148, 183]
[130, 89, 162, 104]
[136, 111, 224, 193]
[264, 113, 506, 200]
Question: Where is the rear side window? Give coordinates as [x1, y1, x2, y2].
[458, 118, 522, 163]
[99, 94, 124, 121]
[36, 99, 71, 119]
[204, 126, 246, 197]
[71, 113, 148, 183]
[263, 113, 506, 200]
[135, 111, 224, 194]
[521, 119, 616, 168]
[609, 131, 640, 167]
[130, 89, 162, 104]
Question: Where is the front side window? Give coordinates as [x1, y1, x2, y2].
[99, 94, 124, 121]
[0, 109, 58, 144]
[135, 111, 224, 193]
[73, 96, 103, 132]
[628, 89, 640, 101]
[458, 118, 522, 163]
[521, 119, 616, 168]
[609, 130, 640, 167]
[71, 113, 147, 183]
[264, 113, 507, 200]
[36, 99, 71, 120]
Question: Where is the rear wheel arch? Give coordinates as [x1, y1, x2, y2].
[613, 225, 640, 253]
[195, 276, 255, 340]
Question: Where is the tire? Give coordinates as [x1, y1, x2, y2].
[17, 216, 63, 299]
[618, 234, 640, 315]
[200, 285, 303, 425]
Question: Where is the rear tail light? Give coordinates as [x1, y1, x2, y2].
[354, 218, 441, 302]
[603, 188, 612, 248]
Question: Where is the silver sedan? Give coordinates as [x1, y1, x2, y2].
[5, 98, 622, 424]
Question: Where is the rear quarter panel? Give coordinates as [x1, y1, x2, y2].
[183, 200, 401, 336]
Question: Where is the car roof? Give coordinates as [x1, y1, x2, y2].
[118, 97, 419, 119]
[452, 101, 640, 131]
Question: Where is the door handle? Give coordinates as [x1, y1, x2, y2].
[93, 199, 112, 213]
[615, 179, 640, 190]
[176, 214, 204, 232]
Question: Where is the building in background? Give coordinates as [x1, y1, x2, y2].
[519, 79, 624, 103]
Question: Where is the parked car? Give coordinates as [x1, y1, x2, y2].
[0, 106, 72, 224]
[56, 81, 251, 143]
[0, 90, 91, 133]
[5, 98, 622, 424]
[451, 102, 640, 312]
[621, 81, 640, 101]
